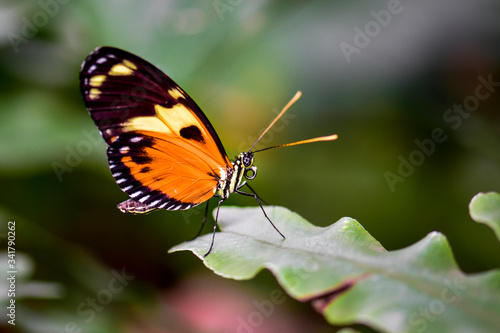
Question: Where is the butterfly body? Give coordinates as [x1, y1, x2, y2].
[80, 46, 251, 214]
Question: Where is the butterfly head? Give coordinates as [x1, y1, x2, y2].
[238, 151, 257, 180]
[241, 151, 254, 168]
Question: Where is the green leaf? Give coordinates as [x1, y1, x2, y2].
[169, 206, 500, 333]
[469, 192, 500, 241]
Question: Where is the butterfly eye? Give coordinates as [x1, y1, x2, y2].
[244, 165, 257, 180]
[242, 152, 254, 168]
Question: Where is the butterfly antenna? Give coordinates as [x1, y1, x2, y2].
[253, 134, 338, 153]
[248, 91, 338, 153]
[248, 91, 303, 152]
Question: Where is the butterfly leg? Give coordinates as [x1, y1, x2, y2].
[242, 182, 270, 205]
[234, 188, 285, 240]
[192, 200, 210, 240]
[204, 198, 225, 257]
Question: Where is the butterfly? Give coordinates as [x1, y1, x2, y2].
[80, 46, 338, 256]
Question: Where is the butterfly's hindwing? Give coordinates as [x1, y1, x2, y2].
[80, 47, 233, 211]
[107, 131, 222, 210]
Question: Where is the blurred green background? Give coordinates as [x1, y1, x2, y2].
[1, 0, 499, 332]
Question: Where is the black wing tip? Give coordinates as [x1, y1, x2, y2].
[89, 46, 132, 58]
[80, 46, 105, 71]
[80, 46, 133, 72]
[89, 46, 125, 56]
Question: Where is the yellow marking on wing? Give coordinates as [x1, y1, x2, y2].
[89, 75, 106, 87]
[89, 88, 101, 100]
[109, 62, 135, 76]
[155, 104, 199, 134]
[123, 116, 174, 134]
[168, 88, 186, 100]
[123, 60, 137, 70]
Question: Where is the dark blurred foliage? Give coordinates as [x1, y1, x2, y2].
[0, 0, 499, 332]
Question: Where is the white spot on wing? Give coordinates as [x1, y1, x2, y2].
[116, 178, 127, 184]
[139, 195, 150, 203]
[96, 57, 107, 64]
[131, 190, 142, 198]
[131, 136, 142, 143]
[112, 172, 122, 177]
[120, 146, 130, 154]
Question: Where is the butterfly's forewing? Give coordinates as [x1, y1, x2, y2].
[80, 47, 232, 212]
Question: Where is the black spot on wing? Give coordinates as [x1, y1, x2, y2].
[154, 175, 166, 182]
[137, 136, 156, 148]
[131, 151, 154, 165]
[180, 125, 205, 143]
[140, 166, 151, 173]
[207, 171, 219, 179]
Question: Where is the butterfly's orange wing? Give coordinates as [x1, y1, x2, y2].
[80, 47, 232, 213]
